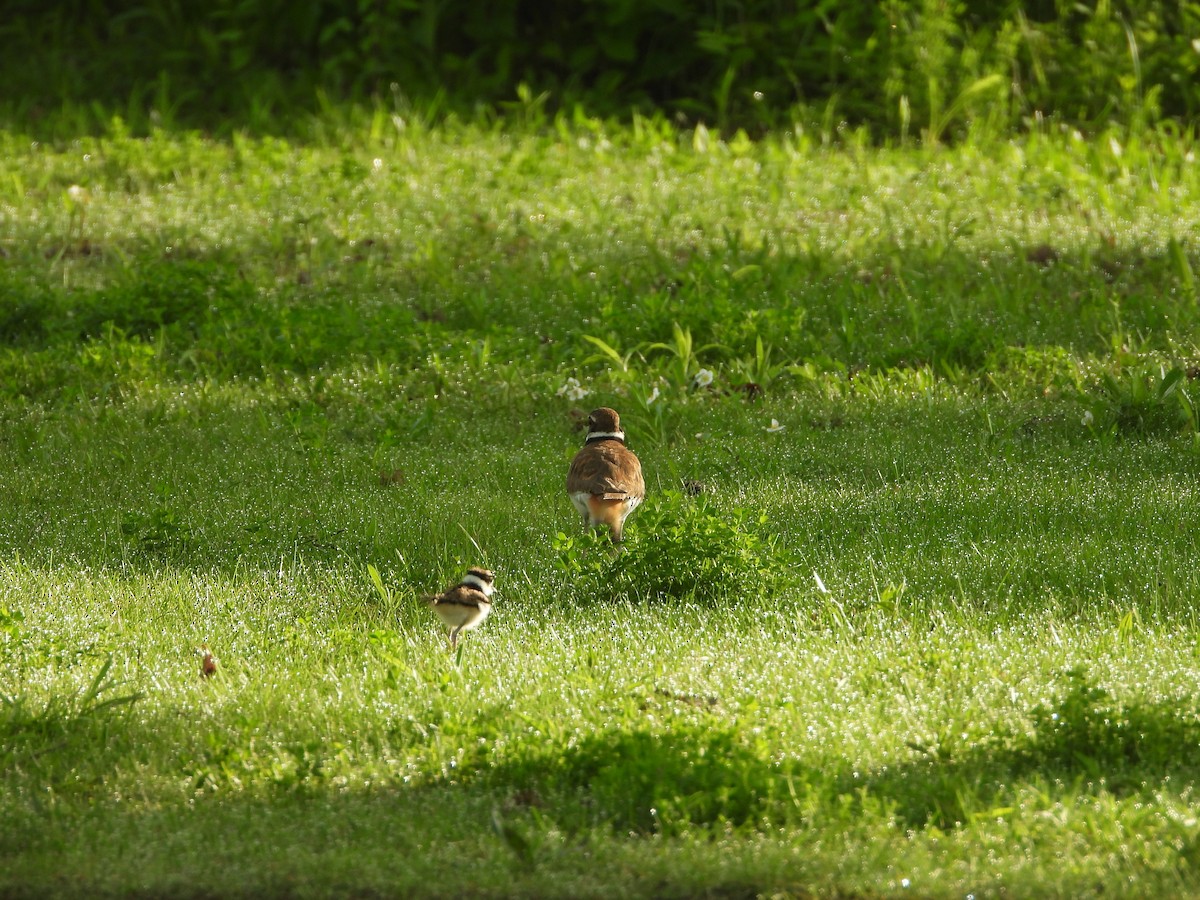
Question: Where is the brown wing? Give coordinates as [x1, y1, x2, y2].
[433, 584, 489, 609]
[567, 442, 645, 499]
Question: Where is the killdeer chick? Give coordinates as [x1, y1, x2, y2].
[425, 567, 495, 651]
[566, 407, 645, 543]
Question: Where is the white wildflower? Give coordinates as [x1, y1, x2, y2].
[556, 377, 590, 402]
[692, 368, 714, 389]
[765, 418, 785, 433]
[1081, 410, 1094, 427]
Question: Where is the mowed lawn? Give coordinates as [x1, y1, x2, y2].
[2, 117, 1200, 897]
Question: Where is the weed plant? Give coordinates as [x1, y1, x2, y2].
[554, 491, 785, 605]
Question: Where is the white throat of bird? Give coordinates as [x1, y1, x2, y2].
[462, 573, 494, 596]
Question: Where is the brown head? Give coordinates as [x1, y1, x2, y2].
[584, 408, 624, 442]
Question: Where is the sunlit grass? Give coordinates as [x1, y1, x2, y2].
[2, 118, 1200, 896]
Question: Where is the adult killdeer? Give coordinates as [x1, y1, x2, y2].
[566, 407, 645, 543]
[425, 567, 495, 650]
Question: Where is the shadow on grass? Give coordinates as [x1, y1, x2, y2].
[851, 666, 1200, 830]
[465, 667, 1200, 836]
[4, 667, 1200, 896]
[0, 238, 1196, 394]
[8, 664, 1197, 845]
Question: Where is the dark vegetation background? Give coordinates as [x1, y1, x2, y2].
[3, 0, 1199, 136]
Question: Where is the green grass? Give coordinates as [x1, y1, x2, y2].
[3, 115, 1200, 897]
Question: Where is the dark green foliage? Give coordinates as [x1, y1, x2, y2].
[480, 668, 1200, 838]
[554, 490, 787, 604]
[851, 667, 1200, 831]
[1, 655, 142, 773]
[1026, 667, 1200, 781]
[119, 492, 196, 560]
[0, 299, 48, 346]
[75, 260, 242, 340]
[491, 727, 779, 835]
[1080, 360, 1200, 438]
[0, 260, 248, 347]
[3, 1, 1198, 135]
